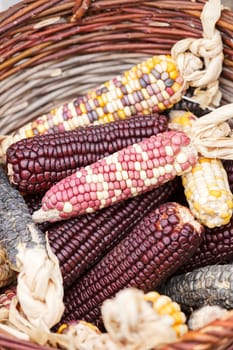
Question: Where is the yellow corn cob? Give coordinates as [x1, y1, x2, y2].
[169, 111, 233, 228]
[1, 55, 184, 157]
[144, 291, 188, 338]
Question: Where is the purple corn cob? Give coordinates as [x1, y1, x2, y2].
[6, 114, 168, 194]
[47, 180, 178, 288]
[60, 202, 203, 327]
[178, 214, 233, 273]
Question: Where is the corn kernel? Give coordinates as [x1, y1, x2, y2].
[171, 82, 182, 93]
[158, 102, 165, 110]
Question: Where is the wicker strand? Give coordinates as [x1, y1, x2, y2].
[160, 312, 233, 350]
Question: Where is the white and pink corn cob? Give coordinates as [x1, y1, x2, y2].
[32, 130, 198, 223]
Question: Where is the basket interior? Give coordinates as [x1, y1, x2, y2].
[0, 1, 233, 350]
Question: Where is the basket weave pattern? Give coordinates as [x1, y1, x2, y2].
[0, 0, 232, 134]
[0, 1, 233, 349]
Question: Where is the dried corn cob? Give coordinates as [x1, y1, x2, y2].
[144, 291, 188, 337]
[1, 55, 184, 157]
[32, 130, 198, 223]
[47, 180, 178, 288]
[60, 202, 203, 327]
[171, 89, 211, 117]
[177, 214, 233, 273]
[6, 114, 168, 194]
[0, 165, 64, 331]
[159, 264, 233, 311]
[169, 111, 233, 228]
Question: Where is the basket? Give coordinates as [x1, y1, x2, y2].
[0, 0, 233, 349]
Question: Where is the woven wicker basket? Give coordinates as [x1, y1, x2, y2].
[0, 0, 233, 349]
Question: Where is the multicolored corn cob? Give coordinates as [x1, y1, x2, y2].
[144, 291, 188, 337]
[32, 130, 198, 223]
[0, 55, 184, 157]
[159, 264, 233, 311]
[177, 214, 233, 273]
[6, 114, 168, 193]
[169, 111, 233, 228]
[60, 202, 203, 327]
[46, 180, 178, 288]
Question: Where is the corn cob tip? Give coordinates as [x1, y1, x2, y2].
[32, 208, 60, 223]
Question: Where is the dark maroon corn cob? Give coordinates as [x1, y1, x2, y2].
[6, 113, 168, 194]
[159, 264, 233, 311]
[178, 214, 233, 273]
[60, 202, 204, 328]
[47, 180, 179, 289]
[170, 89, 211, 117]
[223, 160, 233, 192]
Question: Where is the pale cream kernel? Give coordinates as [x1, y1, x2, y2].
[106, 102, 115, 114]
[128, 94, 135, 105]
[63, 202, 73, 213]
[144, 178, 152, 187]
[116, 162, 123, 171]
[162, 90, 170, 100]
[165, 146, 174, 156]
[76, 171, 83, 178]
[125, 84, 133, 94]
[141, 100, 149, 110]
[141, 151, 149, 161]
[114, 189, 122, 197]
[135, 161, 142, 171]
[130, 187, 138, 196]
[101, 182, 108, 191]
[116, 99, 124, 110]
[158, 167, 165, 176]
[121, 170, 129, 180]
[97, 173, 105, 182]
[126, 178, 133, 188]
[157, 79, 166, 92]
[151, 94, 159, 105]
[152, 168, 160, 178]
[105, 153, 118, 165]
[160, 60, 168, 71]
[164, 164, 173, 174]
[68, 102, 78, 118]
[149, 176, 159, 186]
[97, 191, 109, 200]
[176, 153, 188, 164]
[116, 172, 123, 181]
[96, 107, 104, 118]
[140, 170, 147, 180]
